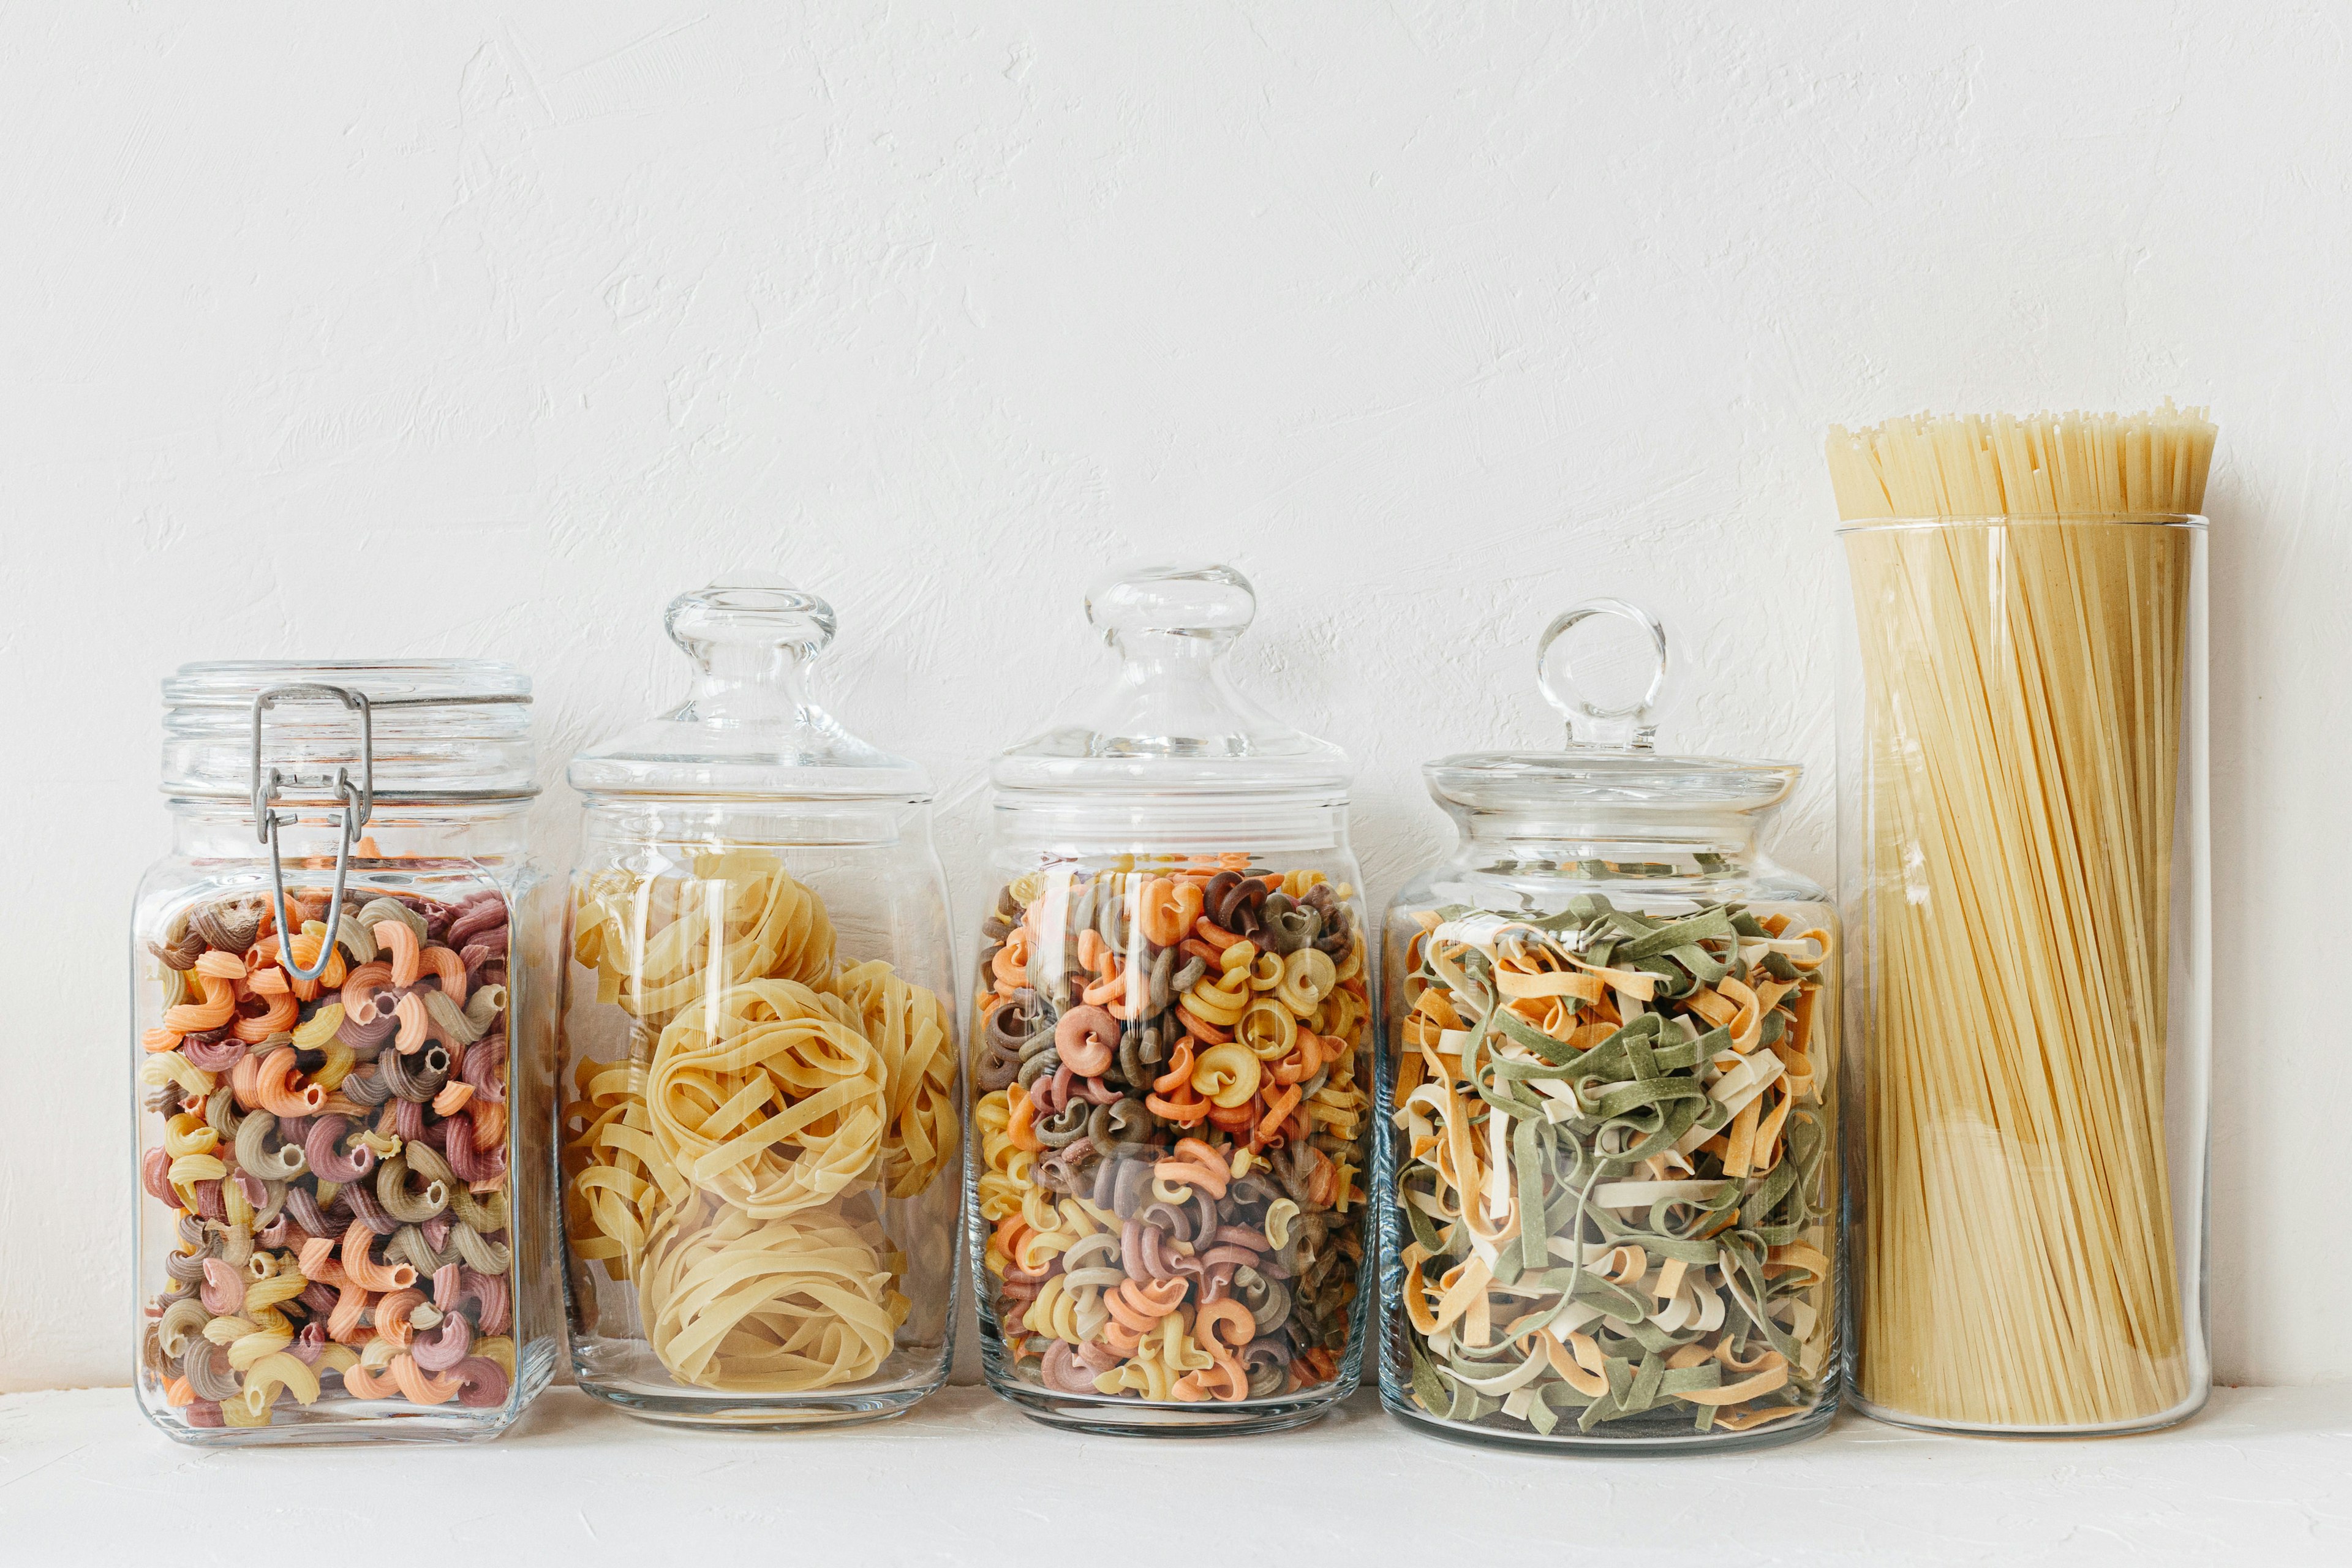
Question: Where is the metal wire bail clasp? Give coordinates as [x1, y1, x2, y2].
[251, 684, 374, 983]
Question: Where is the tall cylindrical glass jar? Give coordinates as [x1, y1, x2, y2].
[1841, 516, 2209, 1434]
[973, 565, 1373, 1435]
[557, 579, 959, 1427]
[1376, 601, 1841, 1452]
[133, 661, 554, 1445]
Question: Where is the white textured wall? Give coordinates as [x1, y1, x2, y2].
[1, 1, 2343, 1395]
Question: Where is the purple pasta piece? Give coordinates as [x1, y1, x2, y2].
[284, 1186, 332, 1239]
[290, 1321, 328, 1365]
[410, 1312, 472, 1372]
[299, 1281, 339, 1316]
[440, 1117, 504, 1183]
[141, 1148, 176, 1206]
[421, 1213, 454, 1253]
[460, 1036, 507, 1102]
[304, 1116, 376, 1183]
[1121, 1220, 1185, 1283]
[190, 1180, 227, 1223]
[1039, 1341, 1098, 1393]
[445, 900, 506, 948]
[184, 1400, 224, 1428]
[343, 1180, 399, 1237]
[453, 1267, 510, 1334]
[453, 1355, 510, 1409]
[181, 1034, 248, 1072]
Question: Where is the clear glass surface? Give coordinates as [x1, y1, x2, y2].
[1839, 517, 2210, 1436]
[1374, 601, 1841, 1452]
[974, 565, 1373, 1435]
[556, 579, 959, 1427]
[134, 662, 552, 1446]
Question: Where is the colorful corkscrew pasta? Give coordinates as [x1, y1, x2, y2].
[974, 858, 1371, 1404]
[138, 886, 519, 1429]
[1389, 894, 1834, 1436]
[560, 850, 954, 1394]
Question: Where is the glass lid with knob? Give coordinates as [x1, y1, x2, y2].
[990, 562, 1351, 799]
[1425, 597, 1799, 823]
[569, 575, 930, 801]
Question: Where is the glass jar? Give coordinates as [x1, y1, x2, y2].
[1376, 601, 1841, 1452]
[132, 661, 554, 1445]
[557, 578, 959, 1427]
[972, 564, 1373, 1436]
[1841, 516, 2209, 1434]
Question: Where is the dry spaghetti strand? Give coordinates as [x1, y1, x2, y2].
[1830, 404, 2214, 1430]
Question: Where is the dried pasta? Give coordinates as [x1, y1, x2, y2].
[1830, 404, 2213, 1428]
[974, 858, 1371, 1405]
[138, 886, 519, 1430]
[1389, 897, 1835, 1436]
[561, 850, 948, 1394]
[639, 1194, 910, 1393]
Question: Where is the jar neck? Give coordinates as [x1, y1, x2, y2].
[577, 794, 928, 851]
[165, 797, 531, 861]
[992, 793, 1351, 859]
[1444, 802, 1763, 865]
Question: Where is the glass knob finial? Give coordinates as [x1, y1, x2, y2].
[1537, 598, 1670, 750]
[1085, 563, 1256, 647]
[667, 574, 837, 672]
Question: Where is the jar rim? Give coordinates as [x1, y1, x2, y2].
[161, 658, 537, 804]
[1425, 750, 1799, 813]
[162, 657, 532, 704]
[1834, 512, 2207, 534]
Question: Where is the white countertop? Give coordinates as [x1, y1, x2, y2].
[2, 1384, 2345, 1565]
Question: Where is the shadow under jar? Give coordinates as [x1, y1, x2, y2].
[1377, 601, 1841, 1453]
[973, 564, 1374, 1436]
[557, 579, 959, 1428]
[132, 661, 555, 1445]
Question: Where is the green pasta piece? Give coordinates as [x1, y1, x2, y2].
[1390, 895, 1834, 1439]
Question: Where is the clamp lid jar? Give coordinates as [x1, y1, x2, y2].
[1378, 600, 1841, 1452]
[973, 564, 1375, 1436]
[133, 660, 552, 1445]
[556, 577, 959, 1428]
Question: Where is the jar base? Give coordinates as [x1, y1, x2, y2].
[135, 1337, 557, 1448]
[1849, 1387, 2210, 1439]
[987, 1381, 1346, 1438]
[575, 1375, 944, 1431]
[138, 1395, 532, 1448]
[1378, 1387, 1836, 1454]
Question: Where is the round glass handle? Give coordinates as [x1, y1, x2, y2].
[667, 575, 837, 670]
[1085, 563, 1256, 647]
[1536, 597, 1669, 750]
[665, 574, 836, 722]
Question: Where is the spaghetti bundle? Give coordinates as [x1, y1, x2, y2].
[1830, 404, 2215, 1429]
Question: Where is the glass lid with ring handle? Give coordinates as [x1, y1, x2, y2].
[1425, 597, 1800, 815]
[568, 573, 931, 800]
[990, 562, 1353, 797]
